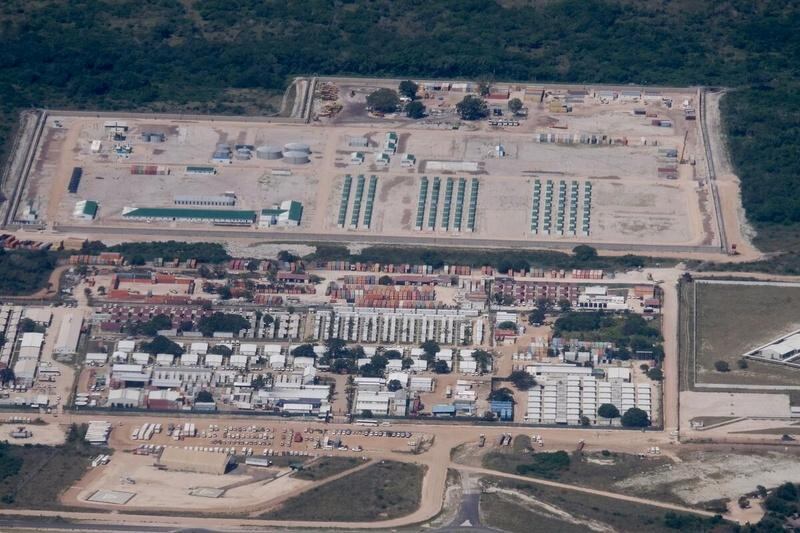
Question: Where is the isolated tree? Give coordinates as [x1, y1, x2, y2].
[471, 349, 493, 374]
[508, 98, 523, 114]
[378, 275, 394, 286]
[737, 358, 748, 369]
[398, 80, 419, 99]
[573, 245, 598, 262]
[142, 313, 173, 336]
[195, 390, 213, 403]
[647, 367, 663, 381]
[621, 407, 650, 428]
[598, 403, 620, 419]
[497, 320, 517, 330]
[401, 356, 414, 370]
[387, 379, 403, 392]
[714, 360, 730, 372]
[325, 338, 348, 359]
[277, 250, 298, 262]
[420, 340, 440, 361]
[456, 95, 489, 120]
[580, 416, 591, 427]
[477, 80, 492, 96]
[383, 349, 402, 360]
[142, 335, 183, 356]
[405, 100, 426, 119]
[0, 368, 15, 385]
[557, 299, 572, 312]
[488, 387, 514, 403]
[209, 344, 232, 357]
[433, 360, 450, 374]
[528, 308, 546, 325]
[18, 318, 37, 333]
[291, 344, 317, 358]
[509, 370, 536, 390]
[366, 88, 400, 113]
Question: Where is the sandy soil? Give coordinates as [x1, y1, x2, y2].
[22, 83, 714, 250]
[615, 450, 800, 505]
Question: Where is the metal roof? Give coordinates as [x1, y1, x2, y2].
[123, 207, 256, 221]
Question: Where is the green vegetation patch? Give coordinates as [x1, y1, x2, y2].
[554, 311, 664, 361]
[105, 241, 230, 264]
[481, 477, 733, 533]
[292, 456, 364, 481]
[0, 424, 104, 508]
[305, 244, 659, 272]
[264, 460, 424, 521]
[690, 281, 800, 387]
[0, 250, 56, 295]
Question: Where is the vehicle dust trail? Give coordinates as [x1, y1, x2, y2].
[485, 486, 615, 532]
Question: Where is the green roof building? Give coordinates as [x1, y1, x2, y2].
[259, 200, 303, 228]
[73, 200, 98, 220]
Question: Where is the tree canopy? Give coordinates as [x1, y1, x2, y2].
[398, 80, 418, 99]
[142, 335, 183, 356]
[405, 100, 426, 119]
[456, 95, 488, 120]
[197, 312, 250, 337]
[598, 403, 620, 419]
[509, 370, 536, 391]
[366, 88, 400, 113]
[621, 407, 650, 427]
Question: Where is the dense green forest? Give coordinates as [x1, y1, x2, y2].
[0, 249, 57, 295]
[1, 0, 799, 243]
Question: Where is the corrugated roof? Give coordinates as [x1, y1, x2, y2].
[82, 200, 98, 216]
[123, 207, 256, 221]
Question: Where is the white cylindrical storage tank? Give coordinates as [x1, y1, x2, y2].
[256, 145, 283, 160]
[282, 150, 310, 164]
[283, 142, 311, 154]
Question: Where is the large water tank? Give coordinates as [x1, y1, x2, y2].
[282, 150, 310, 164]
[256, 145, 283, 160]
[283, 142, 311, 154]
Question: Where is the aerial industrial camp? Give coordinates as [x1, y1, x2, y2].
[0, 1, 798, 531]
[12, 77, 733, 255]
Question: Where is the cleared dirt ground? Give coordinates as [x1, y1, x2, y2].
[21, 80, 713, 249]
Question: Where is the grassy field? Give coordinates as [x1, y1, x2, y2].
[692, 281, 800, 387]
[482, 447, 674, 497]
[0, 424, 103, 509]
[263, 460, 424, 521]
[480, 477, 733, 533]
[292, 456, 365, 481]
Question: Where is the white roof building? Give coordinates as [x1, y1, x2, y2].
[354, 390, 393, 416]
[156, 353, 175, 366]
[117, 340, 136, 353]
[131, 352, 150, 365]
[108, 388, 142, 408]
[54, 312, 83, 355]
[292, 356, 315, 369]
[190, 342, 208, 355]
[230, 354, 248, 369]
[759, 333, 800, 361]
[20, 332, 44, 349]
[181, 352, 199, 366]
[269, 354, 286, 369]
[205, 353, 223, 367]
[85, 352, 108, 364]
[240, 343, 259, 356]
